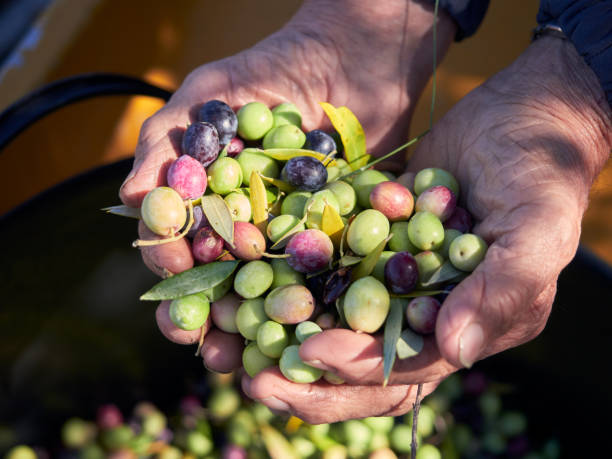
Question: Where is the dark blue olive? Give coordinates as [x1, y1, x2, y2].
[182, 121, 219, 167]
[282, 156, 328, 192]
[198, 100, 238, 145]
[304, 130, 337, 155]
[435, 283, 457, 303]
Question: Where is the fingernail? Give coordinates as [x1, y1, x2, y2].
[260, 396, 290, 412]
[303, 359, 331, 372]
[458, 323, 484, 368]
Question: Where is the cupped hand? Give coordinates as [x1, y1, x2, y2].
[119, 1, 455, 374]
[246, 36, 612, 422]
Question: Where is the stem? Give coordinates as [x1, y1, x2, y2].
[322, 149, 338, 166]
[338, 130, 429, 181]
[411, 383, 424, 459]
[133, 200, 194, 247]
[195, 325, 206, 356]
[263, 252, 292, 259]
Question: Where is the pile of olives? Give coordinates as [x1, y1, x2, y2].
[135, 99, 488, 384]
[3, 371, 560, 459]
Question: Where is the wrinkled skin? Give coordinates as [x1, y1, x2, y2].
[260, 36, 611, 422]
[121, 0, 612, 424]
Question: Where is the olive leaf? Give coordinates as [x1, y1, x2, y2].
[319, 102, 369, 171]
[102, 205, 141, 219]
[351, 234, 393, 281]
[383, 298, 406, 386]
[268, 188, 285, 216]
[261, 148, 337, 166]
[260, 424, 300, 459]
[200, 194, 235, 248]
[339, 214, 356, 257]
[140, 260, 239, 300]
[396, 328, 424, 359]
[250, 171, 269, 236]
[335, 295, 348, 328]
[420, 260, 467, 288]
[259, 174, 295, 193]
[339, 255, 362, 267]
[321, 203, 345, 248]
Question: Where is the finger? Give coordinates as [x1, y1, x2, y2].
[243, 367, 439, 424]
[435, 199, 576, 369]
[200, 329, 244, 373]
[298, 329, 456, 385]
[156, 301, 211, 345]
[120, 106, 188, 208]
[435, 245, 558, 370]
[137, 220, 194, 276]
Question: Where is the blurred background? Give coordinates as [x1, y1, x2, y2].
[0, 0, 610, 457]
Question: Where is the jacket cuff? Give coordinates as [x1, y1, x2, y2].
[538, 1, 612, 109]
[429, 0, 490, 41]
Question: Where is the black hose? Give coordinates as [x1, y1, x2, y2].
[0, 73, 173, 151]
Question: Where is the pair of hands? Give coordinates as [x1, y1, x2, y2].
[120, 0, 611, 423]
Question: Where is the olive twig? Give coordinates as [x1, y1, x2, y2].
[338, 131, 429, 181]
[322, 149, 337, 166]
[411, 383, 424, 459]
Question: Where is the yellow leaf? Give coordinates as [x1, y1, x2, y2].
[285, 416, 303, 434]
[321, 204, 345, 248]
[250, 171, 268, 236]
[261, 424, 300, 459]
[260, 174, 295, 193]
[319, 102, 369, 170]
[261, 148, 337, 166]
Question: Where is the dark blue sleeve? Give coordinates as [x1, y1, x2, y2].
[429, 0, 490, 41]
[538, 1, 612, 109]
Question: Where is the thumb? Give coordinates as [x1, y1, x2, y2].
[119, 107, 187, 207]
[435, 238, 557, 369]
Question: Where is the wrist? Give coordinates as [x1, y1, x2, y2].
[511, 36, 612, 190]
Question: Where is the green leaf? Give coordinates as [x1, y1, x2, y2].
[261, 148, 337, 165]
[335, 295, 348, 328]
[102, 205, 141, 219]
[351, 234, 393, 281]
[268, 187, 285, 216]
[140, 261, 239, 300]
[339, 255, 362, 267]
[383, 298, 406, 386]
[396, 328, 424, 359]
[391, 290, 443, 298]
[319, 102, 369, 170]
[420, 260, 467, 288]
[201, 194, 235, 249]
[339, 214, 355, 257]
[261, 424, 300, 459]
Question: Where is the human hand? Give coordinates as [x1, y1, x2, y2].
[245, 35, 612, 422]
[120, 1, 455, 373]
